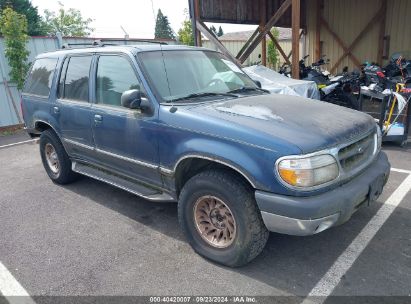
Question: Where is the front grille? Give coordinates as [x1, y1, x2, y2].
[338, 132, 376, 173]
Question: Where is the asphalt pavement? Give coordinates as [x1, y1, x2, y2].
[0, 140, 410, 302]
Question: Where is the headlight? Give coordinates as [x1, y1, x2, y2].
[277, 154, 339, 188]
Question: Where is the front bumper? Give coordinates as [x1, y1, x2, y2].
[256, 151, 390, 236]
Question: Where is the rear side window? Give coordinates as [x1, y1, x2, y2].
[23, 58, 58, 97]
[60, 56, 92, 102]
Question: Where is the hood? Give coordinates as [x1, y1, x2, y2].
[184, 94, 375, 154]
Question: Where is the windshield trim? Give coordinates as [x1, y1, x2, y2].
[136, 49, 257, 104]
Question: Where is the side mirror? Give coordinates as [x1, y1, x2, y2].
[121, 89, 141, 109]
[253, 80, 262, 88]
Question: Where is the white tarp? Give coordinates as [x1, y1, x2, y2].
[243, 65, 321, 100]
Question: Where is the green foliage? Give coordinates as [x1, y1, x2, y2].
[0, 0, 46, 35]
[43, 2, 93, 37]
[267, 28, 280, 68]
[154, 9, 175, 39]
[209, 25, 217, 37]
[178, 19, 194, 46]
[0, 7, 29, 90]
[217, 26, 223, 37]
[209, 25, 223, 37]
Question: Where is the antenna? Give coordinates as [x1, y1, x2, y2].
[151, 0, 156, 24]
[160, 43, 172, 98]
[120, 25, 129, 40]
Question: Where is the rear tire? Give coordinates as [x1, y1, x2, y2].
[178, 169, 269, 267]
[40, 129, 78, 184]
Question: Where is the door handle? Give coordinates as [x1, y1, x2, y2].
[94, 114, 103, 124]
[53, 106, 60, 114]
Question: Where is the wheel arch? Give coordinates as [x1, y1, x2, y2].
[34, 120, 59, 136]
[173, 155, 257, 196]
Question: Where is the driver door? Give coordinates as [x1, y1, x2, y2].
[91, 53, 162, 188]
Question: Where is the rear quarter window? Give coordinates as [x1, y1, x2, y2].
[23, 58, 58, 97]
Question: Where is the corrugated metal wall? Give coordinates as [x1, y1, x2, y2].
[0, 37, 176, 127]
[385, 0, 411, 54]
[306, 0, 411, 73]
[203, 39, 300, 68]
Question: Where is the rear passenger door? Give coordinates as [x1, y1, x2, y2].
[55, 55, 95, 160]
[91, 53, 162, 187]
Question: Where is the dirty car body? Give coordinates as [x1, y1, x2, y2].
[22, 45, 390, 266]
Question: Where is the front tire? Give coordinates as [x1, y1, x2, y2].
[40, 129, 78, 184]
[178, 169, 269, 267]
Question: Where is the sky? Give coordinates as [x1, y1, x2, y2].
[31, 0, 256, 38]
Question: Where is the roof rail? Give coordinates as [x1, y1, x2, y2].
[61, 38, 168, 49]
[61, 40, 101, 49]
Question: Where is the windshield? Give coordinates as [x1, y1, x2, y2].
[138, 50, 258, 102]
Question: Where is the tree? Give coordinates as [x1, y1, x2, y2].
[217, 26, 223, 37]
[43, 2, 93, 37]
[154, 9, 175, 39]
[0, 0, 46, 35]
[267, 28, 280, 69]
[0, 7, 29, 89]
[209, 25, 217, 37]
[178, 9, 194, 46]
[178, 19, 194, 46]
[177, 9, 193, 46]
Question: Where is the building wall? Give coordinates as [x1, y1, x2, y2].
[306, 0, 411, 74]
[202, 39, 300, 68]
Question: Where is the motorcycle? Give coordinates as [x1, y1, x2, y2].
[300, 55, 360, 109]
[363, 53, 411, 92]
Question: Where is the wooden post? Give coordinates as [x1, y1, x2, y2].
[315, 0, 322, 61]
[377, 0, 387, 65]
[291, 0, 301, 79]
[260, 0, 267, 66]
[193, 0, 202, 46]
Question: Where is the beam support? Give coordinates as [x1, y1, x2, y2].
[322, 1, 385, 73]
[291, 0, 301, 79]
[267, 31, 291, 66]
[320, 17, 362, 72]
[260, 0, 267, 66]
[237, 0, 292, 64]
[195, 20, 239, 64]
[236, 27, 260, 60]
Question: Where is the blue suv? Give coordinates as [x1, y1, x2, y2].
[22, 44, 390, 267]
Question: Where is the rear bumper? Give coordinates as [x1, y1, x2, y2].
[256, 151, 390, 236]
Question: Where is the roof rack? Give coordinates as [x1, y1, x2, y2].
[61, 38, 168, 49]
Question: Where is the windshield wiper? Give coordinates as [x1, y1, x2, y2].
[227, 86, 269, 94]
[167, 92, 237, 103]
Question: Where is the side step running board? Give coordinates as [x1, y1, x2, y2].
[72, 161, 175, 202]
